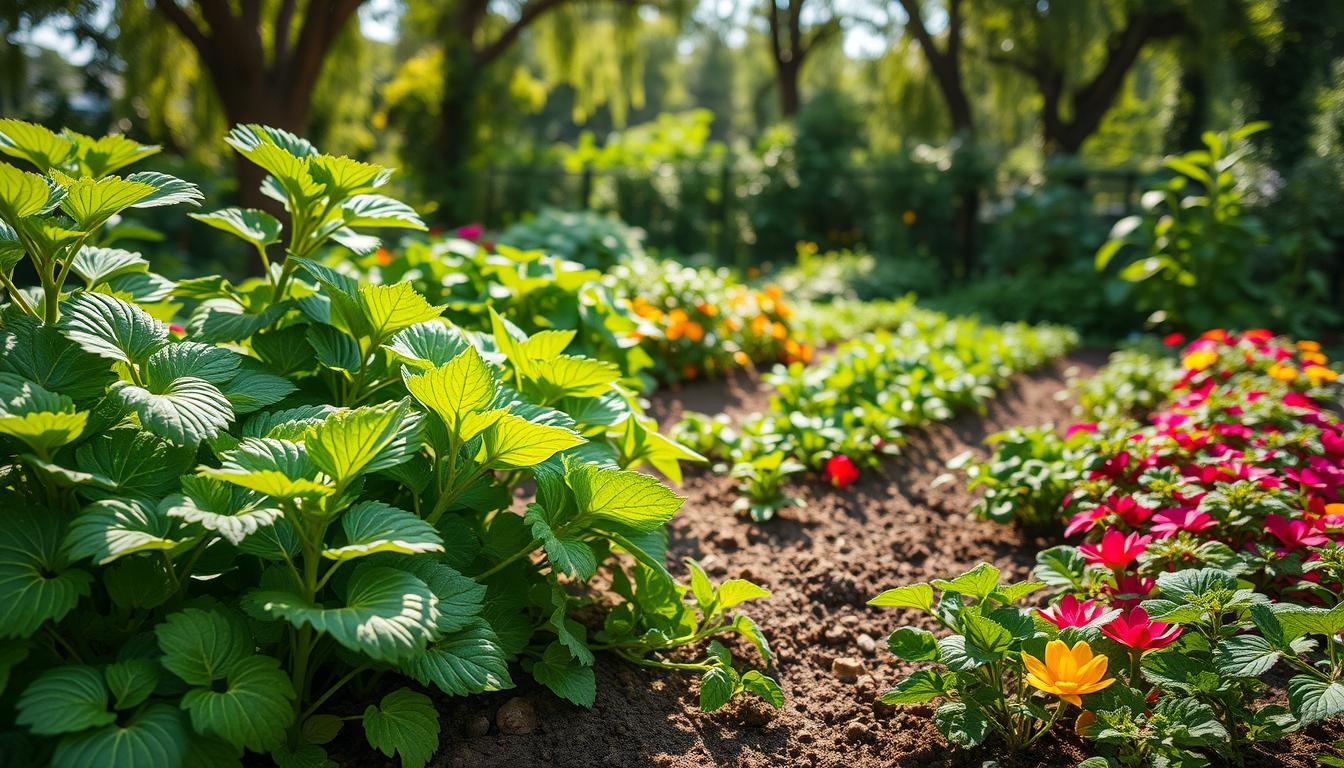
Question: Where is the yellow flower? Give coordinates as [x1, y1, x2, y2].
[1298, 340, 1322, 353]
[1305, 364, 1338, 385]
[1301, 351, 1327, 365]
[1023, 640, 1114, 706]
[1269, 362, 1298, 382]
[1182, 349, 1218, 371]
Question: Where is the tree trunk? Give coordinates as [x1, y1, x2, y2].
[777, 60, 801, 117]
[433, 44, 482, 223]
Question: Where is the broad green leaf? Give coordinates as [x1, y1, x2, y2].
[1267, 602, 1344, 641]
[64, 499, 183, 565]
[64, 130, 159, 177]
[244, 565, 437, 662]
[881, 669, 950, 704]
[1033, 546, 1088, 589]
[70, 246, 149, 287]
[480, 412, 584, 469]
[569, 463, 683, 532]
[0, 372, 87, 453]
[740, 670, 784, 708]
[396, 558, 485, 635]
[309, 155, 390, 196]
[201, 437, 333, 500]
[525, 355, 620, 400]
[112, 376, 234, 446]
[224, 124, 320, 202]
[404, 346, 496, 436]
[0, 162, 55, 218]
[58, 173, 158, 229]
[156, 607, 254, 686]
[868, 583, 934, 611]
[0, 118, 73, 170]
[1287, 675, 1344, 725]
[887, 626, 941, 661]
[75, 427, 194, 502]
[358, 282, 443, 342]
[530, 641, 595, 707]
[145, 342, 240, 385]
[1214, 635, 1280, 678]
[221, 367, 295, 415]
[302, 714, 344, 745]
[398, 619, 513, 696]
[385, 321, 469, 369]
[104, 659, 159, 710]
[324, 501, 444, 560]
[0, 312, 116, 400]
[240, 404, 337, 440]
[734, 614, 773, 664]
[189, 208, 282, 248]
[699, 664, 737, 712]
[342, 194, 427, 230]
[525, 504, 597, 580]
[181, 655, 295, 752]
[16, 665, 115, 735]
[0, 504, 93, 638]
[186, 299, 287, 343]
[716, 579, 771, 610]
[59, 291, 167, 366]
[50, 703, 189, 768]
[0, 639, 31, 695]
[106, 269, 175, 303]
[160, 476, 281, 546]
[363, 688, 439, 768]
[305, 402, 422, 484]
[932, 563, 1001, 599]
[934, 701, 989, 748]
[306, 324, 361, 372]
[614, 415, 703, 484]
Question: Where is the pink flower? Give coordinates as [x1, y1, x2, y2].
[1066, 423, 1098, 439]
[1109, 496, 1154, 527]
[1037, 595, 1108, 629]
[823, 455, 859, 489]
[1106, 575, 1155, 607]
[1264, 514, 1328, 550]
[169, 323, 186, 336]
[1079, 529, 1151, 570]
[1065, 506, 1108, 538]
[1102, 607, 1182, 650]
[455, 223, 484, 241]
[1149, 507, 1215, 538]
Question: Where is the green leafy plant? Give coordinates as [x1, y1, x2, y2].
[730, 451, 807, 522]
[0, 120, 780, 767]
[949, 426, 1082, 529]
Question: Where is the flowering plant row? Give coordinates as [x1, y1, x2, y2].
[674, 308, 1076, 520]
[895, 329, 1344, 761]
[0, 120, 779, 768]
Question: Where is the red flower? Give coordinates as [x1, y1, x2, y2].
[1149, 507, 1215, 538]
[1106, 575, 1155, 607]
[455, 223, 484, 241]
[1264, 514, 1328, 550]
[1163, 332, 1186, 347]
[168, 323, 186, 336]
[1037, 595, 1107, 629]
[1102, 607, 1182, 650]
[1079, 529, 1151, 570]
[824, 455, 859, 489]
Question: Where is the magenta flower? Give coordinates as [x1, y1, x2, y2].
[1102, 607, 1182, 650]
[1036, 595, 1107, 629]
[455, 223, 484, 241]
[1110, 496, 1154, 527]
[1066, 422, 1098, 439]
[1106, 575, 1155, 607]
[1149, 507, 1215, 538]
[1065, 506, 1108, 538]
[1265, 514, 1328, 550]
[1079, 529, 1151, 571]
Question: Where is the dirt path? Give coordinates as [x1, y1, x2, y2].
[432, 355, 1341, 768]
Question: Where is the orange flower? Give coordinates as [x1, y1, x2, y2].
[1297, 340, 1322, 353]
[668, 308, 689, 324]
[1305, 365, 1338, 385]
[750, 315, 770, 336]
[1269, 363, 1298, 382]
[666, 323, 685, 342]
[1200, 329, 1228, 342]
[722, 317, 741, 332]
[902, 210, 917, 226]
[770, 322, 788, 341]
[1023, 640, 1115, 706]
[774, 301, 793, 320]
[1301, 351, 1327, 365]
[764, 284, 784, 301]
[696, 302, 718, 317]
[732, 350, 750, 366]
[1182, 349, 1218, 371]
[375, 247, 392, 266]
[685, 321, 705, 343]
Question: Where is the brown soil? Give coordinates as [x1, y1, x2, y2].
[420, 354, 1343, 768]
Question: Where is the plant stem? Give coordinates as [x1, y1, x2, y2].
[0, 272, 36, 316]
[300, 665, 368, 721]
[475, 540, 541, 581]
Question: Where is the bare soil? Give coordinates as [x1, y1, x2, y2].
[418, 354, 1343, 768]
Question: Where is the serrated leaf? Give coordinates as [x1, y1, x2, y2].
[324, 501, 443, 560]
[1287, 675, 1344, 725]
[113, 376, 234, 446]
[64, 130, 160, 177]
[221, 367, 295, 414]
[525, 504, 597, 580]
[63, 498, 183, 565]
[1214, 635, 1280, 678]
[399, 619, 512, 696]
[59, 291, 167, 366]
[0, 312, 116, 400]
[145, 342, 240, 385]
[530, 641, 595, 707]
[699, 664, 737, 712]
[0, 161, 55, 218]
[358, 282, 443, 342]
[480, 412, 584, 469]
[932, 563, 1000, 599]
[305, 402, 422, 484]
[201, 437, 333, 500]
[525, 355, 620, 401]
[104, 659, 159, 710]
[0, 505, 93, 638]
[160, 477, 280, 546]
[156, 607, 254, 686]
[934, 701, 989, 747]
[190, 208, 282, 248]
[385, 321, 469, 369]
[716, 579, 771, 610]
[58, 173, 158, 229]
[881, 669, 949, 704]
[125, 171, 203, 208]
[887, 626, 940, 661]
[244, 565, 437, 662]
[404, 346, 497, 438]
[186, 299, 287, 343]
[16, 665, 115, 735]
[363, 688, 439, 768]
[181, 655, 295, 752]
[73, 427, 192, 501]
[50, 703, 188, 768]
[740, 670, 784, 708]
[868, 582, 934, 610]
[343, 194, 427, 230]
[0, 118, 73, 170]
[0, 372, 87, 453]
[569, 463, 683, 532]
[310, 155, 390, 196]
[70, 246, 149, 287]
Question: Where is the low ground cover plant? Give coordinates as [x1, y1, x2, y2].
[0, 120, 779, 768]
[896, 328, 1344, 760]
[674, 307, 1076, 513]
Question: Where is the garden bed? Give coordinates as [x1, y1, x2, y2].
[427, 353, 1343, 767]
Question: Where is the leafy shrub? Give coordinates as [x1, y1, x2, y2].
[497, 208, 647, 271]
[1070, 343, 1179, 421]
[0, 120, 779, 767]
